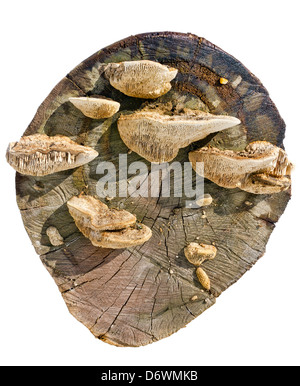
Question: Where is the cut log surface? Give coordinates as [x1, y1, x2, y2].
[16, 32, 291, 347]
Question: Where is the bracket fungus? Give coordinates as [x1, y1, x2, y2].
[86, 225, 152, 249]
[184, 242, 217, 266]
[118, 109, 241, 163]
[101, 60, 178, 99]
[67, 195, 136, 231]
[69, 96, 120, 119]
[6, 134, 98, 176]
[189, 141, 292, 194]
[67, 195, 152, 248]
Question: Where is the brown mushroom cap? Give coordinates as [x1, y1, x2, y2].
[67, 195, 137, 231]
[88, 224, 152, 249]
[6, 134, 98, 176]
[118, 110, 241, 163]
[69, 97, 120, 119]
[103, 60, 178, 99]
[67, 195, 152, 249]
[189, 141, 292, 194]
[184, 242, 217, 266]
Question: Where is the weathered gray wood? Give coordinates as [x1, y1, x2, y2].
[16, 32, 290, 347]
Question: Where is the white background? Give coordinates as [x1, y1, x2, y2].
[1, 0, 299, 366]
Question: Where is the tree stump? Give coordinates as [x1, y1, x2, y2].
[16, 32, 291, 347]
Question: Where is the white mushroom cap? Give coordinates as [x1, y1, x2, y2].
[88, 224, 152, 249]
[103, 60, 178, 99]
[118, 110, 241, 163]
[189, 141, 292, 194]
[69, 97, 120, 119]
[67, 195, 152, 249]
[67, 195, 136, 231]
[6, 134, 98, 176]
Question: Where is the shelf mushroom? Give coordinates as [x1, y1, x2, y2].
[189, 141, 292, 194]
[6, 133, 98, 176]
[118, 110, 241, 163]
[67, 195, 152, 249]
